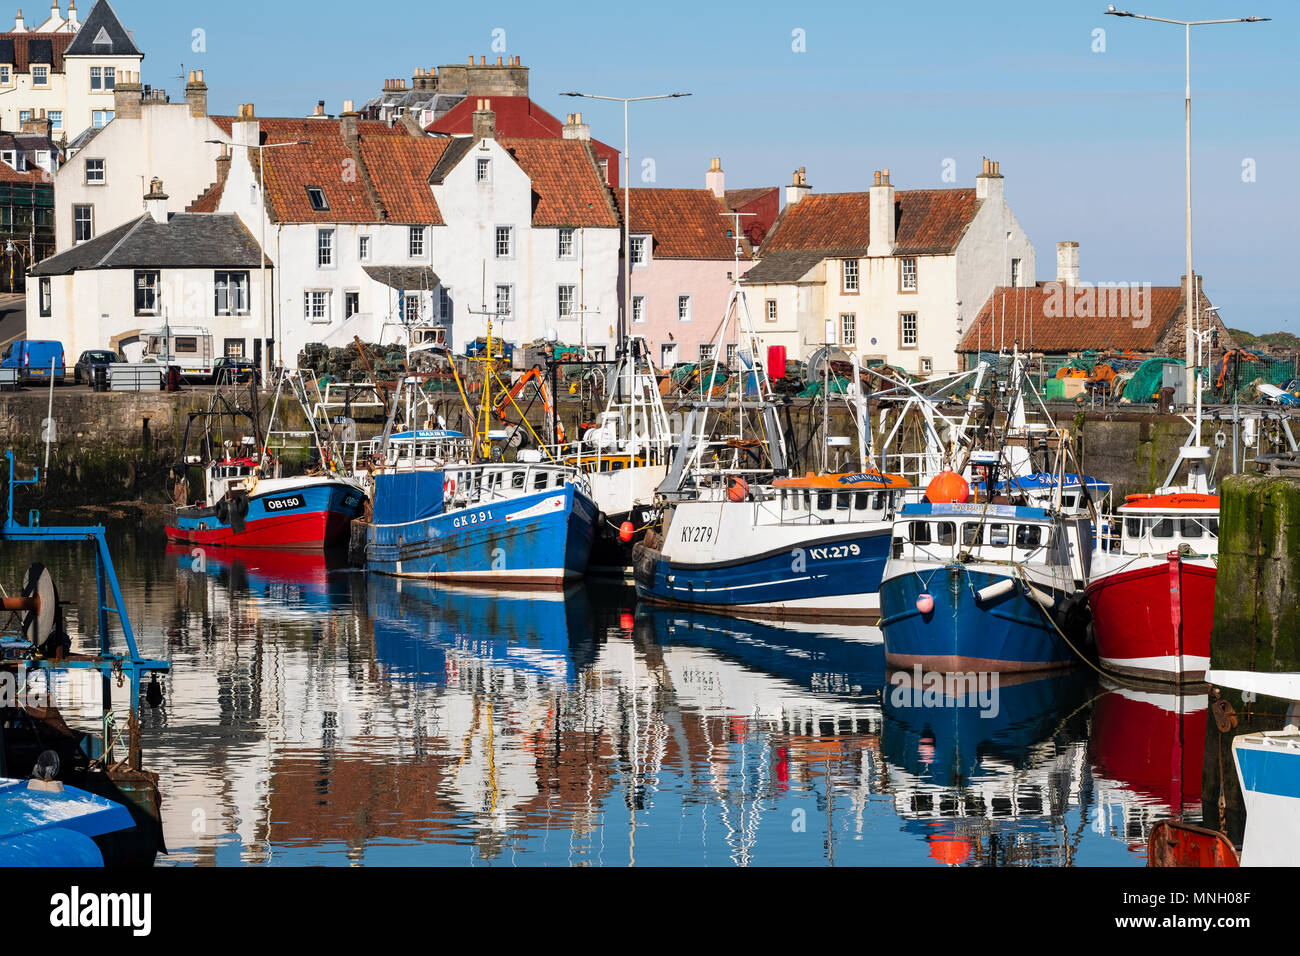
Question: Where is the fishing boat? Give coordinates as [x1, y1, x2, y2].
[1086, 421, 1218, 683]
[0, 777, 139, 866]
[633, 281, 911, 619]
[878, 495, 1092, 672]
[165, 373, 366, 550]
[364, 302, 597, 586]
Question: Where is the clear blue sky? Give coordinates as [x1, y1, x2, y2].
[115, 0, 1297, 333]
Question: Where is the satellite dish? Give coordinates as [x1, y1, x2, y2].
[807, 345, 851, 383]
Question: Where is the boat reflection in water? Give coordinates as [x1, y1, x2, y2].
[136, 532, 1207, 865]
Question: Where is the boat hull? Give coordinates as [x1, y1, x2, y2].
[367, 481, 597, 587]
[879, 564, 1080, 673]
[1232, 733, 1300, 867]
[1086, 555, 1215, 683]
[165, 478, 365, 550]
[633, 526, 891, 621]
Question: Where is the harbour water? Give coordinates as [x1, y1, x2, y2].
[0, 516, 1208, 866]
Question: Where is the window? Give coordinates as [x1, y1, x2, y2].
[224, 339, 245, 358]
[495, 284, 512, 318]
[317, 229, 334, 267]
[103, 67, 116, 90]
[403, 293, 421, 324]
[73, 204, 93, 243]
[677, 295, 691, 322]
[1010, 257, 1021, 287]
[32, 66, 48, 86]
[495, 226, 512, 259]
[84, 159, 105, 185]
[900, 312, 918, 348]
[921, 357, 933, 375]
[631, 295, 645, 324]
[91, 110, 114, 128]
[305, 186, 329, 211]
[766, 299, 777, 323]
[558, 227, 575, 259]
[726, 344, 738, 367]
[48, 111, 62, 132]
[134, 271, 160, 316]
[476, 157, 491, 182]
[439, 287, 452, 323]
[1015, 525, 1043, 549]
[305, 290, 331, 323]
[358, 235, 371, 261]
[90, 66, 115, 91]
[18, 110, 30, 124]
[0, 66, 9, 85]
[630, 235, 648, 267]
[214, 271, 250, 315]
[900, 257, 917, 291]
[408, 226, 425, 258]
[345, 291, 360, 318]
[700, 343, 716, 363]
[840, 313, 856, 346]
[842, 258, 859, 293]
[989, 523, 1010, 548]
[661, 343, 678, 367]
[598, 158, 609, 184]
[39, 278, 50, 317]
[557, 284, 575, 320]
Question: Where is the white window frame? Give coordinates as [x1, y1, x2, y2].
[677, 294, 691, 322]
[409, 225, 426, 258]
[900, 257, 917, 291]
[494, 225, 513, 259]
[630, 235, 650, 268]
[0, 66, 10, 86]
[1010, 257, 1021, 287]
[766, 298, 777, 323]
[73, 204, 93, 243]
[403, 292, 422, 325]
[84, 158, 105, 185]
[840, 313, 857, 347]
[557, 284, 576, 320]
[305, 289, 332, 324]
[557, 227, 575, 260]
[32, 65, 48, 87]
[48, 110, 62, 132]
[214, 271, 250, 316]
[900, 312, 919, 349]
[344, 290, 361, 319]
[91, 109, 114, 128]
[842, 258, 859, 293]
[495, 283, 513, 319]
[476, 157, 491, 183]
[317, 228, 334, 268]
[699, 343, 717, 363]
[358, 235, 371, 261]
[631, 295, 646, 325]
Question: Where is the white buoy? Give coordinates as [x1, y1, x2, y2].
[975, 579, 1015, 604]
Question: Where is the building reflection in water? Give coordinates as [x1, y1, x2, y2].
[0, 527, 1208, 866]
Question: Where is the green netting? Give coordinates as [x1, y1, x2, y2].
[1121, 358, 1185, 403]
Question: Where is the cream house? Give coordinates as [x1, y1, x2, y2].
[0, 1, 144, 142]
[742, 160, 1035, 376]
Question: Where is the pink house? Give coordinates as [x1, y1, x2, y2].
[617, 164, 778, 368]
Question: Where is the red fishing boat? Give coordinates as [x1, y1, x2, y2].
[1086, 440, 1218, 683]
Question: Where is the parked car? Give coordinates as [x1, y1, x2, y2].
[0, 339, 65, 385]
[74, 349, 121, 384]
[213, 356, 260, 386]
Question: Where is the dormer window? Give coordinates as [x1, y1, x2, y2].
[630, 235, 649, 267]
[305, 186, 329, 211]
[0, 66, 11, 86]
[32, 66, 48, 86]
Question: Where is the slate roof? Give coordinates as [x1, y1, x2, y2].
[363, 265, 441, 290]
[30, 213, 269, 275]
[614, 188, 736, 259]
[63, 0, 141, 57]
[427, 136, 474, 184]
[761, 188, 980, 257]
[498, 137, 618, 228]
[957, 283, 1191, 353]
[740, 250, 825, 285]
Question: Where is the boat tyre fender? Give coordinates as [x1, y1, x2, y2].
[215, 497, 230, 525]
[230, 492, 250, 534]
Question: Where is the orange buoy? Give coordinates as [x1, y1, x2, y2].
[915, 592, 935, 615]
[727, 477, 749, 502]
[925, 469, 970, 504]
[619, 521, 635, 542]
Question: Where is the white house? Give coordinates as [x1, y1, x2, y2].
[27, 178, 270, 362]
[741, 160, 1036, 376]
[0, 1, 144, 142]
[210, 99, 621, 365]
[51, 69, 226, 252]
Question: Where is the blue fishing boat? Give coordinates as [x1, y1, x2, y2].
[972, 471, 1111, 516]
[0, 777, 138, 866]
[878, 501, 1092, 673]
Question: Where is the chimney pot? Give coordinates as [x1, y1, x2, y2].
[496, 56, 503, 65]
[1056, 241, 1080, 287]
[873, 170, 881, 186]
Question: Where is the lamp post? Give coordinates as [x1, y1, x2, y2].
[558, 91, 690, 356]
[206, 137, 310, 385]
[1104, 6, 1268, 403]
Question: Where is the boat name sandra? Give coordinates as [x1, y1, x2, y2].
[888, 664, 1000, 719]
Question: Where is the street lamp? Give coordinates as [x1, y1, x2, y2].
[1104, 7, 1269, 402]
[206, 137, 311, 385]
[558, 90, 691, 356]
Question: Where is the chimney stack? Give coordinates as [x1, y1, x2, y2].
[20, 108, 51, 136]
[66, 0, 75, 26]
[976, 155, 1004, 203]
[340, 99, 358, 147]
[472, 98, 495, 142]
[705, 157, 725, 199]
[867, 168, 896, 257]
[13, 8, 24, 32]
[144, 178, 169, 224]
[185, 69, 207, 118]
[785, 166, 811, 206]
[113, 69, 143, 120]
[562, 111, 590, 141]
[232, 102, 260, 148]
[1056, 241, 1080, 287]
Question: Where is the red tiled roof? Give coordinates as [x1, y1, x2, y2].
[762, 188, 979, 257]
[0, 161, 45, 184]
[614, 188, 736, 259]
[958, 284, 1189, 353]
[359, 137, 451, 224]
[499, 138, 618, 228]
[0, 33, 74, 73]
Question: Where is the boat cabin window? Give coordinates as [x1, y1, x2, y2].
[989, 523, 1010, 548]
[1180, 518, 1203, 539]
[909, 521, 932, 545]
[1015, 525, 1043, 549]
[962, 523, 982, 547]
[817, 492, 832, 511]
[837, 493, 851, 511]
[1151, 518, 1175, 538]
[855, 492, 871, 511]
[534, 471, 548, 490]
